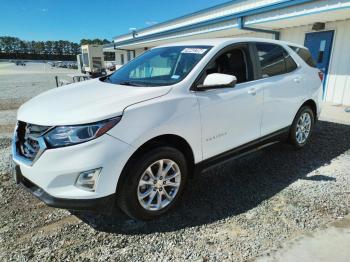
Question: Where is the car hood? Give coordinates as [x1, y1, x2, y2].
[17, 79, 171, 126]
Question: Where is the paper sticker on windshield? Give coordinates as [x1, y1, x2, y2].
[171, 75, 180, 79]
[181, 48, 207, 54]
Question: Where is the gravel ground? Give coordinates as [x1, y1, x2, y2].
[0, 120, 349, 261]
[1, 62, 349, 261]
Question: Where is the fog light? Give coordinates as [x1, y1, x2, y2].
[75, 168, 102, 191]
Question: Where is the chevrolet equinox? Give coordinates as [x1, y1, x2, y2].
[12, 38, 322, 220]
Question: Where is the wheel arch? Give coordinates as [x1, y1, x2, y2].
[300, 99, 318, 122]
[116, 134, 196, 195]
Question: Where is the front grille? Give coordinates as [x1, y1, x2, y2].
[16, 121, 51, 161]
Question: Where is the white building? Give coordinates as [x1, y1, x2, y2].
[104, 0, 350, 105]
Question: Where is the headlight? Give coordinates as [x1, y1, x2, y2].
[44, 117, 121, 148]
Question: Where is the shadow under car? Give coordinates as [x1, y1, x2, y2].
[73, 120, 350, 234]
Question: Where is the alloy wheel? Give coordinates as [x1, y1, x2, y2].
[296, 112, 312, 144]
[137, 159, 181, 211]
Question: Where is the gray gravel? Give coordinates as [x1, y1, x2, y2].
[1, 61, 349, 261]
[0, 120, 349, 261]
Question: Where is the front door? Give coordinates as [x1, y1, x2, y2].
[195, 44, 262, 160]
[304, 30, 334, 95]
[196, 82, 263, 160]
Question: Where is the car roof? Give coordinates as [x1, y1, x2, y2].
[156, 37, 305, 49]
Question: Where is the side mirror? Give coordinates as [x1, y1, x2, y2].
[197, 73, 237, 90]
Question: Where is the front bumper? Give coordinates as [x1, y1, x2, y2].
[15, 165, 115, 211]
[12, 133, 134, 201]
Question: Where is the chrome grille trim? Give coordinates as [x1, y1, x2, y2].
[12, 121, 53, 166]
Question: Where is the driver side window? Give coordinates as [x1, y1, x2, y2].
[198, 45, 254, 85]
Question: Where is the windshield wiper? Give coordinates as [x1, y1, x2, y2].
[118, 81, 143, 86]
[101, 74, 114, 83]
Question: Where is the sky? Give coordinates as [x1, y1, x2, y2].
[0, 0, 230, 43]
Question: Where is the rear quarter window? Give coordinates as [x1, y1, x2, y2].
[289, 46, 316, 68]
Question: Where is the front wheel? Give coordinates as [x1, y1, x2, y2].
[289, 106, 314, 148]
[117, 146, 188, 220]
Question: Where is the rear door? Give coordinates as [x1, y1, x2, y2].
[253, 42, 304, 136]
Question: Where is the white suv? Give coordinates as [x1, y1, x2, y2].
[12, 38, 322, 220]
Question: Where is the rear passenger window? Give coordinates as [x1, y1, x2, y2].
[256, 43, 285, 77]
[256, 43, 297, 78]
[289, 45, 316, 68]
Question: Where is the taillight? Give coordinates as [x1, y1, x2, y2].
[318, 71, 324, 82]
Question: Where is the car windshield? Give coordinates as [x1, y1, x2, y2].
[104, 45, 212, 87]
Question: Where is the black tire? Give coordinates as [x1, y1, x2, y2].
[289, 106, 314, 148]
[117, 146, 188, 220]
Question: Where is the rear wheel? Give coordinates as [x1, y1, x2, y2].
[289, 106, 314, 148]
[117, 146, 188, 220]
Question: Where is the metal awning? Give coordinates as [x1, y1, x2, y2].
[104, 0, 350, 50]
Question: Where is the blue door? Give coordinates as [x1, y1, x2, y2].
[304, 31, 334, 95]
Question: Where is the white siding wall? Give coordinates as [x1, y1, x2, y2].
[324, 20, 350, 105]
[246, 0, 350, 26]
[114, 50, 127, 65]
[113, 50, 139, 65]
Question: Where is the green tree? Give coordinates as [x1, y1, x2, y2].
[79, 38, 111, 46]
[19, 40, 27, 54]
[0, 36, 109, 59]
[45, 41, 53, 54]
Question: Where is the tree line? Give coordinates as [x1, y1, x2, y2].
[80, 38, 111, 45]
[0, 36, 111, 61]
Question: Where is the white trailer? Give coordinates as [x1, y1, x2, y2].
[80, 44, 106, 77]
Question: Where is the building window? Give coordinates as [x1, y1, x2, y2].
[103, 52, 115, 62]
[120, 54, 124, 65]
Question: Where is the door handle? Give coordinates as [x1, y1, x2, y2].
[248, 88, 257, 95]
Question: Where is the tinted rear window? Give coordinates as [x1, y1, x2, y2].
[289, 46, 316, 67]
[256, 43, 297, 77]
[256, 43, 286, 77]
